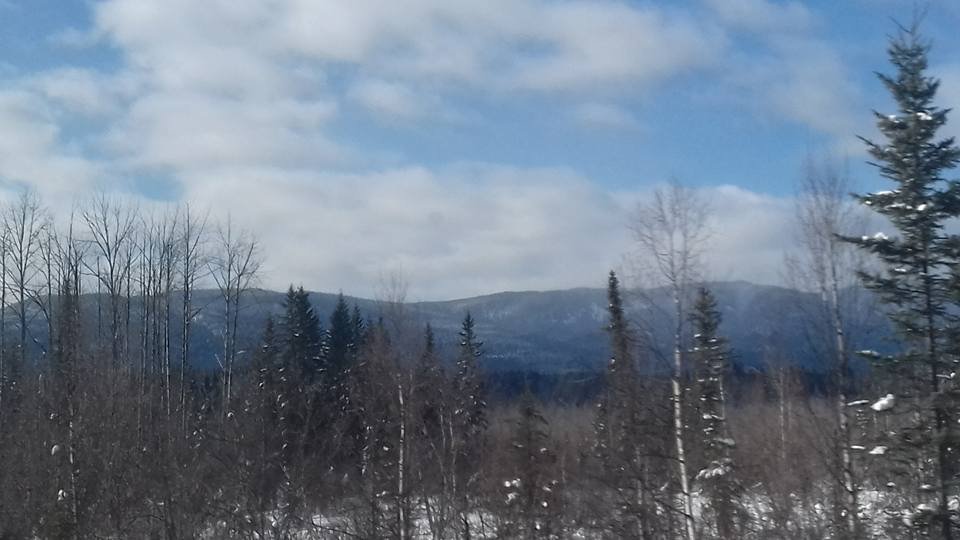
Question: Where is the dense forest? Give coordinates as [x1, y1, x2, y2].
[1, 23, 960, 540]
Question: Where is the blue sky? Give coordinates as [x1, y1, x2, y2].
[0, 0, 957, 299]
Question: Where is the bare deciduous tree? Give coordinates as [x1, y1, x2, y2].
[787, 155, 869, 538]
[209, 215, 261, 412]
[630, 180, 710, 540]
[81, 193, 138, 366]
[3, 190, 48, 367]
[179, 204, 207, 432]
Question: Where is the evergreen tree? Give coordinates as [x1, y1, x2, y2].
[334, 306, 369, 481]
[277, 286, 325, 466]
[343, 320, 399, 538]
[500, 390, 561, 539]
[254, 317, 281, 399]
[593, 271, 666, 539]
[252, 317, 286, 461]
[454, 312, 486, 434]
[280, 286, 324, 385]
[350, 304, 366, 355]
[324, 294, 357, 430]
[594, 271, 634, 468]
[451, 312, 487, 539]
[242, 316, 292, 536]
[689, 287, 744, 538]
[327, 293, 352, 383]
[414, 324, 444, 441]
[844, 25, 960, 538]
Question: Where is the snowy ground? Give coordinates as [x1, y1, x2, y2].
[198, 488, 944, 539]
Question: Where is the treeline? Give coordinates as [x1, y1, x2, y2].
[0, 258, 867, 539]
[0, 260, 914, 539]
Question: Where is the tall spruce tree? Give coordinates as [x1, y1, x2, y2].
[689, 287, 743, 539]
[325, 294, 356, 430]
[451, 312, 487, 539]
[244, 316, 291, 535]
[414, 324, 445, 444]
[278, 286, 324, 465]
[594, 271, 636, 471]
[334, 307, 369, 483]
[845, 25, 960, 538]
[350, 304, 366, 355]
[327, 293, 352, 381]
[252, 317, 285, 465]
[254, 317, 282, 404]
[593, 271, 665, 539]
[280, 286, 324, 385]
[345, 320, 397, 538]
[454, 312, 486, 435]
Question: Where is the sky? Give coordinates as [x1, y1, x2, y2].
[0, 0, 958, 300]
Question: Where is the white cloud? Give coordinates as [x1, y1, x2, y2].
[95, 0, 725, 94]
[764, 39, 860, 137]
[704, 0, 861, 140]
[102, 92, 341, 172]
[28, 68, 137, 117]
[703, 0, 814, 33]
[703, 185, 794, 283]
[509, 3, 724, 93]
[83, 0, 857, 147]
[571, 102, 638, 130]
[177, 165, 800, 299]
[348, 79, 425, 120]
[179, 164, 633, 299]
[0, 89, 101, 200]
[622, 182, 798, 289]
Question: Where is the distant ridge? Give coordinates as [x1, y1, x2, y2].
[21, 281, 893, 376]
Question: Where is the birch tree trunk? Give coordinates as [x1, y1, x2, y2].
[630, 181, 708, 540]
[789, 155, 866, 538]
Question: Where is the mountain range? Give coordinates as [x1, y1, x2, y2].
[19, 281, 894, 388]
[175, 281, 894, 376]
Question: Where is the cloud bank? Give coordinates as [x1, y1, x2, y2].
[0, 0, 916, 298]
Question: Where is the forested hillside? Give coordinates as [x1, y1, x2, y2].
[16, 281, 891, 375]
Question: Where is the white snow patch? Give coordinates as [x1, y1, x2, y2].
[871, 394, 895, 412]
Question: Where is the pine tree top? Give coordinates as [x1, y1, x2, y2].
[855, 25, 960, 227]
[690, 287, 721, 338]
